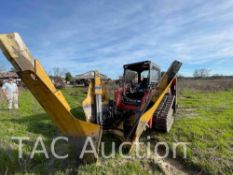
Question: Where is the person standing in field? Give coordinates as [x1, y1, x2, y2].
[2, 78, 19, 110]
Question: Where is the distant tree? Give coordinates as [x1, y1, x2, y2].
[193, 68, 210, 78]
[177, 73, 184, 78]
[53, 67, 67, 78]
[211, 74, 223, 78]
[65, 72, 72, 82]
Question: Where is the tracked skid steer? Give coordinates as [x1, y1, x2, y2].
[83, 60, 182, 148]
[0, 33, 182, 159]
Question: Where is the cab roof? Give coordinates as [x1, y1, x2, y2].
[123, 60, 160, 72]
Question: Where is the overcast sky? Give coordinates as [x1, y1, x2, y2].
[0, 0, 233, 78]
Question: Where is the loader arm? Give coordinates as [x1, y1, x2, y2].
[82, 71, 109, 124]
[0, 33, 102, 157]
[128, 60, 182, 146]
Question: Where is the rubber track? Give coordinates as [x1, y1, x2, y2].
[153, 94, 175, 132]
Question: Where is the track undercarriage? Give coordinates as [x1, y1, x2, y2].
[153, 94, 175, 132]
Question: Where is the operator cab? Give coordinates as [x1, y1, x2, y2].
[122, 60, 161, 106]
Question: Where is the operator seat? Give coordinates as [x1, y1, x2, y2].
[139, 78, 148, 90]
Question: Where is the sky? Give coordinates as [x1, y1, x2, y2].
[0, 0, 233, 78]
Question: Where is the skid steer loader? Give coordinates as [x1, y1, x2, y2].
[83, 60, 181, 146]
[0, 33, 182, 159]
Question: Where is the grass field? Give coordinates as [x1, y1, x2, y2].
[155, 89, 233, 174]
[0, 87, 232, 174]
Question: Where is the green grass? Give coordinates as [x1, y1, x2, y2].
[0, 88, 161, 175]
[0, 87, 232, 174]
[154, 89, 233, 174]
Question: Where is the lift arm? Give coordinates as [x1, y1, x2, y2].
[0, 33, 102, 156]
[82, 71, 109, 124]
[128, 60, 182, 144]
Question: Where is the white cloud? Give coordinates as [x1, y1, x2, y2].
[1, 0, 233, 77]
